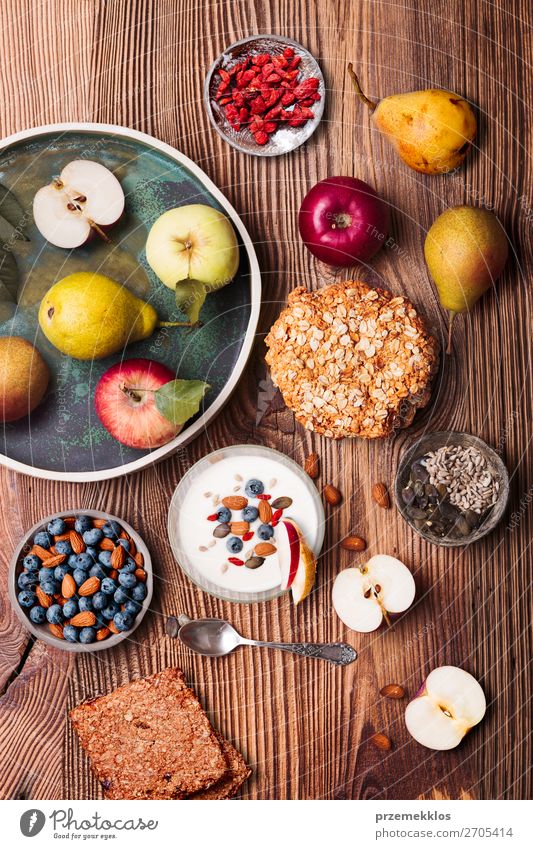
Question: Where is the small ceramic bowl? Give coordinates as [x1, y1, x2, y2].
[204, 34, 326, 156]
[9, 509, 153, 652]
[394, 432, 510, 547]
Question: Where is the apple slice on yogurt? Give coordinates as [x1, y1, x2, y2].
[33, 160, 125, 248]
[332, 554, 415, 632]
[278, 518, 317, 604]
[405, 666, 486, 750]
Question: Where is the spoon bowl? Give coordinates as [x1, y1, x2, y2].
[179, 619, 241, 658]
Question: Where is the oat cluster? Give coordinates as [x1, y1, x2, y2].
[265, 280, 439, 439]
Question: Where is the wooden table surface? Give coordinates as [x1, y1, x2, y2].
[0, 0, 531, 801]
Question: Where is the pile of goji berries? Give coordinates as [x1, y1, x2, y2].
[213, 46, 321, 145]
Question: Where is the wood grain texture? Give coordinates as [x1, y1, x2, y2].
[0, 0, 531, 800]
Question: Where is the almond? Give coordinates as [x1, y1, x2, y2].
[79, 576, 100, 596]
[55, 595, 67, 606]
[108, 620, 120, 634]
[42, 553, 67, 568]
[127, 537, 137, 557]
[254, 542, 277, 556]
[119, 530, 128, 539]
[134, 568, 147, 582]
[96, 627, 110, 641]
[134, 552, 144, 567]
[340, 536, 367, 552]
[48, 623, 64, 639]
[111, 545, 126, 569]
[109, 569, 119, 580]
[230, 521, 250, 536]
[380, 683, 406, 700]
[370, 732, 392, 751]
[372, 482, 390, 509]
[70, 611, 97, 627]
[30, 544, 51, 560]
[62, 573, 77, 599]
[304, 452, 320, 479]
[93, 518, 107, 528]
[69, 530, 85, 554]
[221, 495, 248, 510]
[36, 585, 53, 608]
[258, 500, 273, 523]
[63, 516, 76, 527]
[323, 484, 342, 505]
[54, 532, 71, 542]
[99, 538, 115, 551]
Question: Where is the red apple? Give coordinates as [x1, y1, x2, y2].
[95, 358, 181, 449]
[298, 175, 390, 266]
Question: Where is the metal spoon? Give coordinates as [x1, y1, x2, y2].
[168, 616, 357, 667]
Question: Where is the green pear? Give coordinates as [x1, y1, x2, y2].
[424, 206, 508, 353]
[39, 272, 188, 360]
[348, 65, 476, 174]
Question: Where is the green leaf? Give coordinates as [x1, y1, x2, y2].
[155, 379, 210, 425]
[0, 183, 29, 240]
[0, 249, 19, 302]
[175, 278, 207, 324]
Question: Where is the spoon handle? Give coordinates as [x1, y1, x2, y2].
[246, 640, 357, 666]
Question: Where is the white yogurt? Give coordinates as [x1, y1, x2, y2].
[176, 453, 322, 594]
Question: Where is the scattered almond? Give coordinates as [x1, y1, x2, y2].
[372, 482, 390, 509]
[340, 536, 367, 552]
[79, 576, 100, 596]
[42, 553, 67, 568]
[111, 544, 126, 569]
[323, 484, 342, 505]
[258, 500, 273, 523]
[36, 585, 53, 608]
[230, 521, 250, 536]
[380, 683, 406, 699]
[254, 542, 277, 556]
[70, 611, 97, 627]
[99, 537, 115, 551]
[370, 732, 392, 751]
[221, 495, 248, 510]
[134, 568, 147, 582]
[62, 573, 76, 599]
[304, 452, 320, 479]
[48, 623, 64, 639]
[96, 627, 111, 641]
[69, 530, 85, 554]
[134, 552, 144, 567]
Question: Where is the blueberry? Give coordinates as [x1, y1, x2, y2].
[68, 554, 79, 568]
[102, 520, 122, 539]
[63, 624, 79, 642]
[54, 564, 69, 581]
[63, 599, 78, 619]
[74, 515, 93, 534]
[82, 528, 103, 546]
[92, 592, 107, 611]
[90, 564, 107, 580]
[113, 611, 133, 632]
[55, 539, 72, 556]
[131, 583, 147, 602]
[98, 550, 112, 567]
[46, 604, 64, 625]
[79, 627, 96, 644]
[217, 507, 232, 523]
[114, 587, 130, 604]
[18, 589, 36, 608]
[118, 572, 137, 589]
[38, 567, 55, 583]
[41, 580, 59, 595]
[101, 577, 117, 595]
[34, 531, 52, 549]
[73, 569, 89, 586]
[18, 571, 37, 589]
[75, 553, 94, 570]
[257, 523, 274, 540]
[47, 518, 67, 536]
[29, 605, 47, 624]
[23, 554, 40, 571]
[121, 557, 137, 574]
[245, 478, 264, 497]
[79, 597, 93, 612]
[102, 602, 120, 621]
[85, 546, 99, 561]
[117, 538, 130, 551]
[242, 505, 259, 522]
[226, 536, 243, 554]
[124, 599, 142, 616]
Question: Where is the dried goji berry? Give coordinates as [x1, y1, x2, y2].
[219, 68, 231, 83]
[238, 107, 249, 123]
[263, 121, 277, 133]
[250, 96, 267, 115]
[242, 531, 254, 541]
[257, 493, 272, 500]
[283, 46, 295, 58]
[207, 513, 218, 521]
[253, 131, 269, 145]
[228, 557, 244, 566]
[272, 509, 283, 522]
[253, 53, 270, 66]
[281, 90, 296, 106]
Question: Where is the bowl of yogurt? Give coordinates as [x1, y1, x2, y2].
[168, 444, 325, 603]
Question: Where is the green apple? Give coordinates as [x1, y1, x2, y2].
[146, 203, 239, 289]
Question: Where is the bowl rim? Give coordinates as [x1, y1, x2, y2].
[394, 430, 510, 547]
[167, 443, 326, 604]
[203, 34, 326, 157]
[9, 509, 153, 652]
[0, 121, 262, 482]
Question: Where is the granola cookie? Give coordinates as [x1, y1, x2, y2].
[265, 280, 439, 439]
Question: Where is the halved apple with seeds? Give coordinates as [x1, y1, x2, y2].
[277, 519, 317, 605]
[332, 554, 415, 632]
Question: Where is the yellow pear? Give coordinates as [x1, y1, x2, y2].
[424, 206, 508, 353]
[0, 337, 49, 421]
[348, 65, 476, 174]
[39, 272, 187, 360]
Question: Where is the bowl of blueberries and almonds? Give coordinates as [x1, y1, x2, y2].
[9, 510, 153, 651]
[394, 431, 510, 547]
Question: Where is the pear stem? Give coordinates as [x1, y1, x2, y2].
[158, 320, 200, 328]
[446, 311, 455, 355]
[347, 63, 378, 112]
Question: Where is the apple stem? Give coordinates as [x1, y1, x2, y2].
[120, 383, 144, 402]
[347, 63, 378, 112]
[88, 219, 111, 243]
[446, 311, 455, 355]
